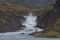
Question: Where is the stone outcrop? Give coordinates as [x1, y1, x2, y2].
[0, 2, 30, 32]
[36, 0, 60, 29]
[0, 11, 25, 32]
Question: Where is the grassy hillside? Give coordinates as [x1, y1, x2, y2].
[42, 18, 60, 38]
[0, 2, 29, 16]
[0, 2, 54, 16]
[0, 2, 56, 32]
[0, 2, 30, 32]
[0, 2, 54, 26]
[32, 4, 54, 15]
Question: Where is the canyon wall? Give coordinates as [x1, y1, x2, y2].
[36, 0, 60, 29]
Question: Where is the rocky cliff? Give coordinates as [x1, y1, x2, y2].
[36, 0, 60, 29]
[42, 18, 60, 38]
[43, 0, 60, 37]
[0, 3, 28, 32]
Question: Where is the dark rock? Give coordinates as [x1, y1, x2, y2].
[29, 32, 35, 36]
[21, 33, 25, 35]
[29, 32, 42, 37]
[56, 0, 60, 6]
[20, 25, 25, 30]
[36, 0, 60, 29]
[0, 11, 25, 32]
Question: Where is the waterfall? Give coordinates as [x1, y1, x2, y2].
[23, 12, 37, 29]
[22, 12, 43, 34]
[0, 12, 43, 35]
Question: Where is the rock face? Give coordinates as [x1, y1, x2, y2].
[42, 18, 60, 38]
[36, 0, 60, 29]
[0, 11, 25, 33]
[0, 2, 29, 33]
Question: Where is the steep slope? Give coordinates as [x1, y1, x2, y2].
[36, 0, 60, 29]
[0, 2, 29, 15]
[0, 2, 29, 32]
[42, 18, 60, 38]
[42, 0, 60, 37]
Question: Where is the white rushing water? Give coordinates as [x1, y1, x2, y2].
[22, 12, 43, 34]
[0, 13, 59, 40]
[0, 12, 43, 35]
[23, 12, 37, 28]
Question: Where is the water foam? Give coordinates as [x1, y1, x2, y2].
[0, 12, 43, 35]
[22, 12, 43, 33]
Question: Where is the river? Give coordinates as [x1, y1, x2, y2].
[0, 34, 60, 40]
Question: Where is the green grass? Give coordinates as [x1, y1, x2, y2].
[30, 4, 54, 15]
[42, 18, 60, 38]
[0, 2, 30, 16]
[0, 2, 54, 16]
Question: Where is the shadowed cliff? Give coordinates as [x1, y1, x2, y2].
[0, 2, 29, 32]
[36, 0, 60, 29]
[35, 0, 60, 37]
